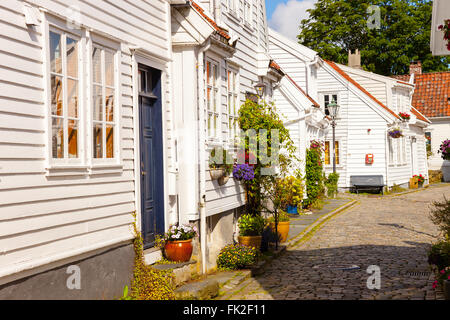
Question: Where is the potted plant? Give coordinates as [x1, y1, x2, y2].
[163, 224, 197, 262]
[209, 148, 233, 182]
[268, 210, 290, 243]
[278, 175, 304, 214]
[388, 128, 403, 139]
[413, 174, 425, 187]
[237, 214, 265, 250]
[232, 163, 255, 181]
[399, 112, 411, 121]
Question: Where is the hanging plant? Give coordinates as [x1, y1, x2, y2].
[439, 139, 450, 161]
[388, 128, 403, 139]
[399, 112, 411, 121]
[438, 19, 450, 51]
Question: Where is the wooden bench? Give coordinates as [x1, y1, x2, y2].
[350, 175, 385, 195]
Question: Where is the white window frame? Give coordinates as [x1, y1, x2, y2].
[243, 0, 252, 27]
[388, 137, 395, 165]
[320, 92, 339, 117]
[89, 37, 120, 165]
[324, 140, 340, 167]
[227, 68, 240, 143]
[44, 19, 85, 168]
[205, 58, 221, 141]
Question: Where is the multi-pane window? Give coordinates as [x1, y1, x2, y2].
[92, 45, 116, 159]
[228, 0, 237, 11]
[243, 0, 252, 25]
[227, 69, 239, 140]
[49, 30, 80, 159]
[206, 59, 220, 139]
[324, 141, 340, 165]
[388, 137, 394, 165]
[323, 94, 338, 116]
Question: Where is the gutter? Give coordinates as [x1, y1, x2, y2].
[197, 40, 211, 275]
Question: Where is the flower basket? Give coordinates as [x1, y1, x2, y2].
[388, 128, 403, 139]
[209, 148, 233, 181]
[210, 168, 225, 180]
[399, 112, 411, 121]
[218, 174, 230, 186]
[439, 139, 450, 161]
[438, 20, 450, 51]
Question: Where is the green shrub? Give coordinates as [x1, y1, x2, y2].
[324, 173, 340, 198]
[428, 240, 450, 271]
[267, 210, 290, 223]
[430, 197, 450, 239]
[238, 214, 266, 236]
[216, 244, 258, 270]
[303, 141, 324, 208]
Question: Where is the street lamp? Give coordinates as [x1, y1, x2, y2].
[327, 100, 340, 173]
[254, 80, 266, 98]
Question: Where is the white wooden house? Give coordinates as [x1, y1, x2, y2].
[269, 28, 430, 190]
[170, 0, 284, 272]
[0, 0, 175, 299]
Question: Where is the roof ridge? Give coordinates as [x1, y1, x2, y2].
[325, 60, 399, 119]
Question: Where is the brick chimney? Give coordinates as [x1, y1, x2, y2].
[348, 49, 361, 69]
[409, 61, 422, 75]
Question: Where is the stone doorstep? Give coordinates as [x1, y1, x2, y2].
[152, 260, 198, 287]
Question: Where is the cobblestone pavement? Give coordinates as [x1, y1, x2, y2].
[218, 185, 450, 300]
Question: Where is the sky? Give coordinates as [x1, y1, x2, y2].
[266, 0, 317, 41]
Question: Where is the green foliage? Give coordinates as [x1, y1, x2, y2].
[237, 100, 297, 216]
[209, 147, 233, 175]
[298, 0, 450, 76]
[267, 210, 290, 223]
[430, 197, 450, 239]
[216, 244, 259, 271]
[129, 212, 175, 300]
[428, 240, 450, 271]
[119, 285, 133, 300]
[303, 141, 325, 208]
[276, 176, 304, 208]
[324, 173, 340, 198]
[238, 214, 266, 236]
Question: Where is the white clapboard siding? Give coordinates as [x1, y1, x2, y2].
[199, 0, 271, 214]
[0, 0, 172, 277]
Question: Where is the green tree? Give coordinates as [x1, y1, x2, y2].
[298, 0, 450, 75]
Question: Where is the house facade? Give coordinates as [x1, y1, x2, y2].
[0, 0, 286, 299]
[393, 62, 450, 180]
[269, 29, 430, 190]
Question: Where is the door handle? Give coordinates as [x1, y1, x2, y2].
[142, 171, 147, 176]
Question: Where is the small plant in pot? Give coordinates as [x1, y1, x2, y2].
[278, 175, 304, 214]
[267, 210, 290, 243]
[237, 214, 266, 250]
[163, 224, 197, 262]
[413, 174, 425, 187]
[209, 147, 233, 184]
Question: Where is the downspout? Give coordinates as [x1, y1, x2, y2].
[197, 40, 211, 275]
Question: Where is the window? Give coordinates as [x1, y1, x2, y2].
[206, 59, 220, 139]
[323, 94, 338, 116]
[227, 69, 239, 141]
[243, 0, 252, 25]
[228, 0, 238, 13]
[92, 45, 117, 159]
[49, 29, 80, 160]
[324, 141, 340, 165]
[388, 137, 394, 165]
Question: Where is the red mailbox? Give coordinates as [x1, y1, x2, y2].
[365, 153, 374, 165]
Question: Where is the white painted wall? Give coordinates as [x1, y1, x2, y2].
[427, 118, 450, 170]
[0, 0, 172, 282]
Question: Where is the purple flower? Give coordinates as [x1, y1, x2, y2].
[233, 163, 255, 181]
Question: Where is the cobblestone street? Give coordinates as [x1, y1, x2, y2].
[218, 185, 450, 300]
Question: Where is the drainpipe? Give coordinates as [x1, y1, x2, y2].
[197, 40, 211, 275]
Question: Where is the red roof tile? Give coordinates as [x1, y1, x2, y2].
[410, 72, 450, 118]
[325, 61, 400, 119]
[190, 1, 230, 40]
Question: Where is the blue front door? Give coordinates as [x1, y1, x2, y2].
[138, 65, 165, 248]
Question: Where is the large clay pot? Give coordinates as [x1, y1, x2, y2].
[238, 236, 262, 250]
[164, 239, 193, 262]
[270, 221, 290, 243]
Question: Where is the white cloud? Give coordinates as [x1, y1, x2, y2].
[268, 0, 317, 41]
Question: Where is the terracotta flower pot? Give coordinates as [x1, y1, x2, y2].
[238, 236, 262, 250]
[164, 239, 193, 262]
[270, 221, 290, 243]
